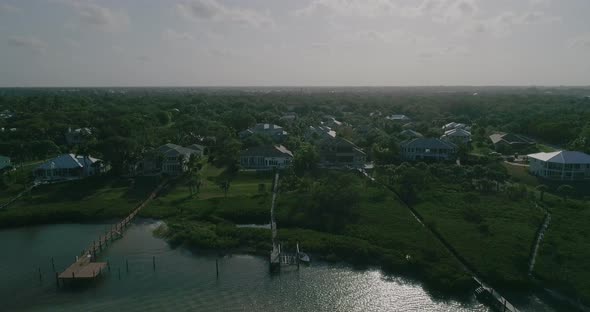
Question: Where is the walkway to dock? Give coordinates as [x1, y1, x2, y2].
[269, 173, 280, 269]
[59, 179, 167, 280]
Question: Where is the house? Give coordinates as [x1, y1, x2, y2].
[442, 122, 467, 131]
[401, 122, 416, 130]
[528, 151, 590, 180]
[136, 143, 202, 176]
[65, 127, 92, 145]
[322, 116, 343, 128]
[318, 137, 366, 168]
[0, 155, 11, 171]
[489, 133, 535, 154]
[33, 154, 106, 182]
[441, 128, 471, 144]
[280, 112, 297, 122]
[400, 138, 457, 161]
[239, 123, 288, 141]
[0, 110, 14, 119]
[386, 114, 411, 122]
[240, 145, 293, 170]
[186, 144, 207, 157]
[400, 129, 423, 139]
[305, 125, 337, 142]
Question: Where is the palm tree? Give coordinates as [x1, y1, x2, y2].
[536, 184, 549, 202]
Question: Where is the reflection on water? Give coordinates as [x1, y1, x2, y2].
[0, 221, 561, 312]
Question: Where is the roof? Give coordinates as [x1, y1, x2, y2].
[400, 129, 423, 138]
[386, 114, 411, 121]
[490, 133, 535, 145]
[528, 151, 590, 164]
[240, 123, 288, 136]
[37, 154, 100, 170]
[444, 128, 471, 136]
[320, 137, 366, 155]
[158, 143, 198, 157]
[401, 138, 457, 149]
[307, 125, 336, 138]
[240, 145, 294, 158]
[186, 144, 205, 152]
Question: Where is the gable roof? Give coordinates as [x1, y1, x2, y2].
[401, 138, 457, 149]
[444, 128, 471, 136]
[528, 151, 590, 164]
[37, 154, 101, 170]
[240, 145, 294, 158]
[158, 143, 198, 157]
[490, 133, 535, 145]
[186, 144, 205, 152]
[320, 137, 366, 155]
[386, 114, 411, 121]
[400, 129, 423, 138]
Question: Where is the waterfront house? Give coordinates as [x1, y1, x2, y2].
[136, 143, 202, 176]
[305, 125, 337, 142]
[400, 138, 457, 161]
[33, 154, 106, 182]
[240, 145, 293, 170]
[317, 137, 366, 168]
[527, 151, 590, 180]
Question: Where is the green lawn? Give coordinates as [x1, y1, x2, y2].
[534, 194, 590, 305]
[413, 185, 544, 289]
[502, 162, 540, 187]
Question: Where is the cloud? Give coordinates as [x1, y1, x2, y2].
[0, 3, 22, 15]
[6, 36, 47, 53]
[569, 34, 590, 49]
[162, 29, 194, 41]
[295, 0, 479, 23]
[136, 55, 150, 62]
[176, 0, 274, 28]
[55, 0, 129, 32]
[461, 10, 561, 37]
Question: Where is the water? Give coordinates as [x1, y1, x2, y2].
[0, 221, 562, 312]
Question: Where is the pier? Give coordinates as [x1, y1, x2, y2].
[58, 179, 167, 281]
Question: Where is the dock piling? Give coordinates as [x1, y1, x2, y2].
[107, 260, 111, 272]
[126, 259, 129, 273]
[118, 267, 121, 280]
[216, 259, 219, 278]
[55, 272, 59, 288]
[38, 267, 42, 283]
[152, 256, 156, 272]
[51, 257, 55, 272]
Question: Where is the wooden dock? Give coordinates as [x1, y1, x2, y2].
[59, 180, 167, 281]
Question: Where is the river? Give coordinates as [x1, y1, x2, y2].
[0, 220, 564, 311]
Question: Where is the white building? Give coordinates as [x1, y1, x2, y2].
[240, 145, 293, 170]
[34, 154, 106, 182]
[386, 114, 411, 122]
[442, 122, 468, 131]
[441, 128, 472, 144]
[528, 151, 590, 180]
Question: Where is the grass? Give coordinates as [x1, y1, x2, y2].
[502, 162, 540, 187]
[0, 176, 159, 227]
[534, 193, 590, 305]
[413, 184, 544, 289]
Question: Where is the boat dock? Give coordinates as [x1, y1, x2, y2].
[58, 180, 167, 281]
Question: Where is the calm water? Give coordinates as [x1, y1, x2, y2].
[0, 221, 561, 312]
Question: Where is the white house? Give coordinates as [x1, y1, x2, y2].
[400, 138, 457, 161]
[441, 128, 472, 144]
[240, 145, 293, 170]
[0, 155, 11, 170]
[442, 122, 468, 131]
[400, 129, 423, 139]
[528, 151, 590, 180]
[239, 123, 288, 141]
[136, 143, 203, 176]
[34, 154, 106, 182]
[386, 114, 411, 122]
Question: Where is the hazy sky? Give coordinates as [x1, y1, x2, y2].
[1, 0, 589, 86]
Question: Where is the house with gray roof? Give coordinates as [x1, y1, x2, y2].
[441, 128, 471, 144]
[400, 129, 423, 139]
[400, 138, 457, 161]
[386, 114, 411, 122]
[65, 127, 92, 145]
[528, 151, 590, 180]
[33, 154, 106, 182]
[305, 125, 337, 141]
[136, 143, 203, 176]
[489, 133, 535, 154]
[240, 145, 293, 170]
[239, 123, 288, 142]
[318, 137, 366, 168]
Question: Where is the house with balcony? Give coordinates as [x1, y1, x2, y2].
[33, 154, 107, 182]
[318, 137, 366, 168]
[240, 145, 293, 170]
[135, 143, 202, 176]
[527, 151, 590, 180]
[400, 138, 457, 161]
[441, 128, 472, 144]
[489, 132, 535, 154]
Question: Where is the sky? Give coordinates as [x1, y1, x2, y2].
[0, 0, 589, 87]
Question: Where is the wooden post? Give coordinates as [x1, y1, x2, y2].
[152, 256, 156, 271]
[126, 259, 129, 273]
[51, 257, 55, 272]
[99, 239, 102, 250]
[38, 267, 42, 283]
[216, 259, 219, 278]
[72, 272, 75, 279]
[118, 267, 121, 280]
[55, 272, 59, 288]
[107, 260, 111, 272]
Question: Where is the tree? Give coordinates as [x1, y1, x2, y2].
[557, 184, 574, 201]
[219, 180, 231, 198]
[536, 184, 549, 202]
[293, 143, 319, 175]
